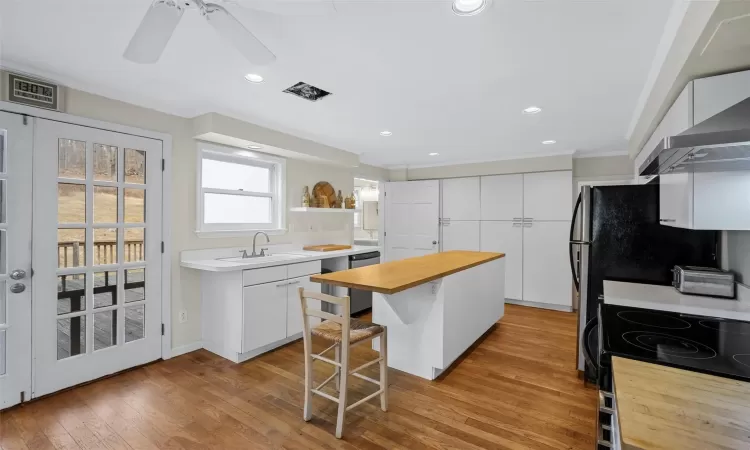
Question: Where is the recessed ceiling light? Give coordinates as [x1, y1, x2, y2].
[542, 140, 557, 145]
[523, 106, 542, 115]
[247, 145, 263, 149]
[244, 73, 264, 83]
[453, 0, 486, 16]
[380, 131, 392, 136]
[429, 152, 439, 156]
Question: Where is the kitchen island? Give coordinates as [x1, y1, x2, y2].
[613, 357, 750, 450]
[310, 251, 505, 380]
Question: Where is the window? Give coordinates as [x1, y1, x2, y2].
[196, 143, 285, 236]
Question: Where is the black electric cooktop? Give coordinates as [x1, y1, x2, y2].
[601, 304, 750, 381]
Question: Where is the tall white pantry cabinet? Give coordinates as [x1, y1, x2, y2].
[441, 171, 573, 310]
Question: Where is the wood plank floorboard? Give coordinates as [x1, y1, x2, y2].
[1, 304, 596, 449]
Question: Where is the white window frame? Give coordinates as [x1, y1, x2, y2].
[195, 141, 286, 237]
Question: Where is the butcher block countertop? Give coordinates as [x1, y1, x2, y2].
[310, 250, 504, 295]
[612, 357, 750, 450]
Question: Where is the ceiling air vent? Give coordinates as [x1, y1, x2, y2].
[283, 82, 332, 102]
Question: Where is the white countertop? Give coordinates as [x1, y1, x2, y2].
[180, 245, 381, 272]
[604, 280, 750, 321]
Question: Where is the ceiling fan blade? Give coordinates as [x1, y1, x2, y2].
[124, 0, 185, 64]
[204, 3, 276, 66]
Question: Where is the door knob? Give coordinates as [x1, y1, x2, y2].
[10, 283, 25, 294]
[10, 269, 26, 280]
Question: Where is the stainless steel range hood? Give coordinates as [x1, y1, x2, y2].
[639, 97, 750, 175]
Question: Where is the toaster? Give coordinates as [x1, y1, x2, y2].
[672, 266, 736, 299]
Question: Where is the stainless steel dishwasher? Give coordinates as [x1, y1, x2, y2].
[348, 251, 380, 315]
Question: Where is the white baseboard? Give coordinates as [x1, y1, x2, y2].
[170, 341, 204, 358]
[505, 298, 573, 312]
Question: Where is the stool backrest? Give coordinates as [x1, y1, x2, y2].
[298, 288, 351, 344]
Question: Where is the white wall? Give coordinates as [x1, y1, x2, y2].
[725, 231, 750, 284]
[60, 88, 385, 349]
[388, 154, 573, 181]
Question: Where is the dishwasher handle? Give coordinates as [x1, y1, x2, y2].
[349, 251, 381, 262]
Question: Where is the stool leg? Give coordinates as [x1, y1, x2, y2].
[380, 328, 388, 412]
[334, 343, 341, 392]
[335, 344, 349, 439]
[302, 336, 313, 422]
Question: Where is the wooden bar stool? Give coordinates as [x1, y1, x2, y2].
[298, 288, 388, 439]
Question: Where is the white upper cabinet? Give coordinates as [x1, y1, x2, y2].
[441, 177, 480, 221]
[660, 171, 750, 231]
[659, 173, 693, 229]
[522, 171, 573, 221]
[640, 83, 694, 161]
[480, 174, 523, 221]
[637, 69, 750, 174]
[694, 70, 750, 125]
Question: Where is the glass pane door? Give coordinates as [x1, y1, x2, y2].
[32, 119, 162, 398]
[0, 111, 34, 410]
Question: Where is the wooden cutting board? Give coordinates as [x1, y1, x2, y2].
[303, 244, 353, 252]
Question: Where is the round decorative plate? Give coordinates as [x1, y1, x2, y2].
[313, 181, 337, 208]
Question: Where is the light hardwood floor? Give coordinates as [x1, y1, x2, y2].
[0, 304, 597, 449]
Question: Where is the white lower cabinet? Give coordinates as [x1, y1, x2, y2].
[285, 276, 321, 338]
[480, 221, 523, 301]
[243, 281, 288, 352]
[202, 260, 322, 363]
[442, 221, 480, 251]
[522, 221, 571, 307]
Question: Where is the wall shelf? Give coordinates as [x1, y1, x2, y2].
[289, 207, 355, 213]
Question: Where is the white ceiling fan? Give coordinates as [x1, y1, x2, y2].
[123, 0, 276, 65]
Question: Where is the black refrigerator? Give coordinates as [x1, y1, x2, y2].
[570, 183, 719, 382]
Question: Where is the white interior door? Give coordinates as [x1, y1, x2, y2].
[383, 180, 439, 261]
[522, 221, 571, 308]
[480, 221, 522, 301]
[32, 119, 163, 398]
[0, 112, 33, 409]
[441, 221, 480, 251]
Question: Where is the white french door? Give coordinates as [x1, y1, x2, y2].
[31, 118, 163, 398]
[0, 112, 33, 409]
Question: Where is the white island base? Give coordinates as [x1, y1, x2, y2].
[372, 257, 505, 380]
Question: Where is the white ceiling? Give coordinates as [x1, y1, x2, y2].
[0, 0, 673, 167]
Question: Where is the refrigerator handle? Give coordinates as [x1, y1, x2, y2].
[569, 192, 582, 292]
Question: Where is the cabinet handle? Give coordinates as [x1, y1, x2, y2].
[660, 219, 676, 223]
[276, 282, 289, 287]
[523, 223, 532, 227]
[523, 218, 533, 222]
[512, 217, 523, 221]
[288, 280, 300, 285]
[512, 223, 522, 227]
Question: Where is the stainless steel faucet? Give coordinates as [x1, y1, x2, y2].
[252, 231, 270, 257]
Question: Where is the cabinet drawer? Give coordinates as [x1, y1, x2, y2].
[287, 260, 322, 279]
[243, 265, 287, 286]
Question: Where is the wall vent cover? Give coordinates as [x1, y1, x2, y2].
[283, 82, 332, 102]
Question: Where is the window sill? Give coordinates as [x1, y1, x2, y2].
[194, 229, 287, 239]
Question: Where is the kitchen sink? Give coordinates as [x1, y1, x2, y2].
[218, 254, 305, 264]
